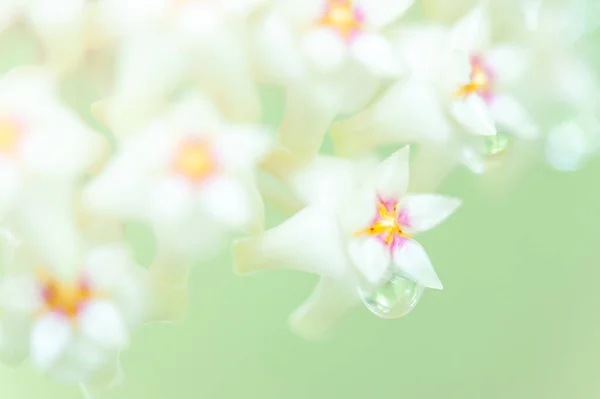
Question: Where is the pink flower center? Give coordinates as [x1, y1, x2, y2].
[455, 54, 495, 102]
[355, 198, 412, 248]
[319, 0, 365, 41]
[37, 269, 103, 319]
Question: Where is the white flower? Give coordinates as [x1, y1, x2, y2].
[331, 5, 539, 174]
[0, 67, 103, 218]
[0, 241, 146, 387]
[234, 147, 461, 338]
[0, 0, 90, 72]
[94, 0, 265, 132]
[252, 0, 410, 159]
[85, 92, 271, 259]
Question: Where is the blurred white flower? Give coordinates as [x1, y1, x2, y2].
[331, 5, 539, 175]
[235, 147, 461, 338]
[252, 0, 410, 159]
[0, 67, 103, 218]
[94, 0, 265, 132]
[0, 241, 145, 388]
[0, 0, 90, 72]
[85, 92, 271, 259]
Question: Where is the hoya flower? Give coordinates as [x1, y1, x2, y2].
[84, 92, 271, 259]
[0, 238, 146, 390]
[331, 5, 539, 175]
[252, 0, 410, 159]
[0, 67, 103, 218]
[0, 0, 91, 72]
[522, 1, 600, 171]
[235, 147, 461, 338]
[94, 0, 265, 132]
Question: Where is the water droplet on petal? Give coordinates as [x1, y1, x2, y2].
[484, 133, 510, 157]
[359, 274, 423, 319]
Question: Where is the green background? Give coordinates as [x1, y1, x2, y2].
[2, 5, 600, 399]
[3, 149, 600, 399]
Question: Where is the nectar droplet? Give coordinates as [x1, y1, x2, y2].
[359, 274, 423, 319]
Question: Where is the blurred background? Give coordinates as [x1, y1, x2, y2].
[1, 139, 600, 399]
[1, 2, 600, 399]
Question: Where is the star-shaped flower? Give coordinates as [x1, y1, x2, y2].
[234, 147, 461, 337]
[85, 92, 271, 259]
[0, 67, 104, 219]
[331, 5, 539, 174]
[252, 0, 411, 159]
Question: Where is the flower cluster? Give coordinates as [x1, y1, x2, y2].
[0, 0, 597, 395]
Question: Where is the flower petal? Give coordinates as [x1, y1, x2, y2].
[0, 275, 42, 314]
[392, 239, 442, 289]
[486, 44, 530, 85]
[199, 176, 264, 234]
[288, 156, 362, 208]
[30, 312, 73, 370]
[351, 33, 403, 77]
[347, 236, 391, 285]
[289, 277, 359, 340]
[337, 189, 378, 235]
[331, 78, 452, 156]
[252, 12, 304, 81]
[400, 194, 461, 233]
[301, 28, 348, 73]
[213, 126, 271, 171]
[357, 0, 414, 28]
[233, 206, 350, 279]
[366, 146, 410, 201]
[79, 300, 129, 349]
[449, 95, 496, 136]
[489, 95, 539, 139]
[447, 5, 489, 52]
[279, 84, 339, 160]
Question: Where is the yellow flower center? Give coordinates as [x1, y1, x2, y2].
[455, 56, 493, 98]
[172, 139, 216, 182]
[37, 270, 101, 319]
[355, 201, 412, 246]
[0, 116, 20, 154]
[320, 0, 364, 40]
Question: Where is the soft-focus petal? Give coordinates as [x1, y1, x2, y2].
[279, 84, 339, 160]
[347, 236, 391, 285]
[84, 245, 145, 325]
[331, 79, 452, 156]
[213, 126, 271, 171]
[357, 0, 414, 28]
[0, 275, 42, 314]
[393, 239, 443, 289]
[301, 28, 348, 73]
[486, 44, 530, 84]
[449, 95, 496, 136]
[30, 313, 73, 370]
[489, 95, 539, 139]
[252, 12, 305, 81]
[350, 33, 402, 77]
[447, 5, 489, 52]
[199, 176, 264, 234]
[337, 189, 378, 235]
[79, 300, 128, 349]
[233, 206, 350, 279]
[26, 0, 86, 72]
[400, 194, 461, 233]
[287, 156, 361, 208]
[366, 146, 410, 201]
